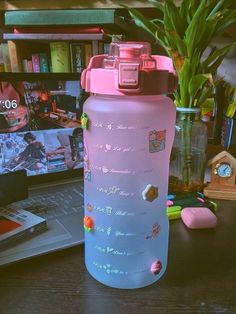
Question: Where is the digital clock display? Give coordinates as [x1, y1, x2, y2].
[0, 100, 18, 109]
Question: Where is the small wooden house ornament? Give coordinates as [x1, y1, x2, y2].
[204, 151, 236, 200]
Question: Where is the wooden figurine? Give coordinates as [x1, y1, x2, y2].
[204, 150, 236, 200]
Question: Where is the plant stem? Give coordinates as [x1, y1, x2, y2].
[181, 112, 192, 188]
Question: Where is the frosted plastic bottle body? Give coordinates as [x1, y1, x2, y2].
[83, 94, 176, 289]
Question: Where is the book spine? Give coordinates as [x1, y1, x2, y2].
[221, 116, 232, 149]
[27, 60, 33, 72]
[70, 43, 85, 73]
[22, 58, 29, 72]
[39, 53, 49, 72]
[1, 43, 12, 72]
[98, 42, 104, 54]
[84, 43, 92, 67]
[7, 40, 22, 72]
[103, 43, 110, 54]
[92, 40, 99, 56]
[5, 9, 116, 26]
[13, 26, 103, 34]
[0, 45, 4, 72]
[50, 41, 71, 73]
[32, 53, 41, 72]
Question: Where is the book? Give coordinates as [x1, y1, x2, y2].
[0, 206, 47, 247]
[32, 53, 40, 72]
[84, 43, 92, 67]
[98, 42, 104, 54]
[103, 43, 110, 54]
[0, 44, 4, 72]
[7, 40, 22, 72]
[22, 59, 33, 72]
[221, 115, 236, 148]
[0, 43, 11, 72]
[70, 43, 85, 73]
[22, 59, 29, 72]
[4, 9, 129, 33]
[13, 26, 104, 34]
[50, 42, 71, 73]
[92, 40, 99, 56]
[27, 60, 33, 72]
[39, 53, 49, 73]
[3, 33, 105, 41]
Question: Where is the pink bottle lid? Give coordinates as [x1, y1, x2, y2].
[81, 42, 178, 95]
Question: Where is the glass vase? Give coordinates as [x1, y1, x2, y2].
[169, 107, 208, 194]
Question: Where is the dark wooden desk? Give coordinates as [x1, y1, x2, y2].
[0, 200, 235, 314]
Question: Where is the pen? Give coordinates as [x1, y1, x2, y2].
[170, 197, 207, 207]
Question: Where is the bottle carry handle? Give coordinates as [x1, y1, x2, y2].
[81, 55, 178, 95]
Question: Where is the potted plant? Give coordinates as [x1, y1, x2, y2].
[128, 0, 236, 193]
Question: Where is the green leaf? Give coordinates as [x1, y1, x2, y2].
[197, 17, 218, 54]
[164, 0, 184, 37]
[151, 18, 164, 26]
[188, 0, 202, 21]
[201, 43, 236, 71]
[197, 85, 215, 107]
[226, 92, 236, 118]
[148, 0, 165, 13]
[215, 10, 236, 34]
[185, 2, 208, 57]
[206, 54, 228, 75]
[165, 29, 187, 57]
[163, 1, 175, 32]
[189, 74, 210, 104]
[179, 0, 190, 31]
[128, 8, 157, 38]
[179, 59, 192, 106]
[207, 0, 233, 19]
[189, 50, 201, 75]
[154, 27, 169, 52]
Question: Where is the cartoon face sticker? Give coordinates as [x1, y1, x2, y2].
[149, 130, 166, 153]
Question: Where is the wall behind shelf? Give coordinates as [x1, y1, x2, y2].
[0, 0, 159, 10]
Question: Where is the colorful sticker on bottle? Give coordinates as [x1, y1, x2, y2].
[142, 184, 158, 202]
[80, 112, 89, 130]
[146, 222, 161, 239]
[84, 136, 92, 181]
[83, 215, 94, 232]
[87, 203, 94, 212]
[149, 130, 166, 153]
[150, 260, 162, 275]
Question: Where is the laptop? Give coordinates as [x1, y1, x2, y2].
[0, 79, 85, 266]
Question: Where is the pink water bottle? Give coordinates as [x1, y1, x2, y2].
[81, 42, 177, 289]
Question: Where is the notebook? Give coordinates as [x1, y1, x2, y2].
[0, 79, 85, 266]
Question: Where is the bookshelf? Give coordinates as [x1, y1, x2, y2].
[0, 72, 81, 81]
[0, 9, 132, 73]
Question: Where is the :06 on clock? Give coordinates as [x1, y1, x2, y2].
[4, 100, 18, 109]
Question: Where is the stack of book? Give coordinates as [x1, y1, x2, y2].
[1, 9, 128, 73]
